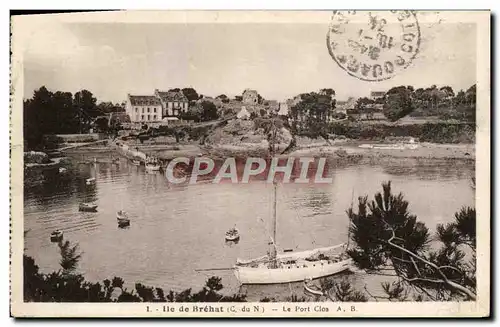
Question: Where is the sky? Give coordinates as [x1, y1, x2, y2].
[17, 12, 477, 103]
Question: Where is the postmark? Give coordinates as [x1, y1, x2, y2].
[327, 10, 421, 81]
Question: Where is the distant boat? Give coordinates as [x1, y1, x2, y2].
[225, 227, 240, 242]
[117, 210, 130, 225]
[86, 177, 96, 185]
[79, 202, 98, 212]
[50, 230, 63, 242]
[131, 159, 141, 166]
[145, 156, 160, 171]
[58, 167, 67, 174]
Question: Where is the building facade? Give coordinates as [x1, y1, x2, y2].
[125, 90, 189, 123]
[125, 95, 163, 123]
[154, 89, 189, 117]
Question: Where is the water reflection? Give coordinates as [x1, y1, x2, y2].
[24, 152, 475, 301]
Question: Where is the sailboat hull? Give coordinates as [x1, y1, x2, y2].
[234, 259, 352, 284]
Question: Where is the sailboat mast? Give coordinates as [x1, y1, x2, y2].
[269, 117, 278, 268]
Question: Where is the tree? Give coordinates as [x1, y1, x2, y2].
[347, 182, 476, 301]
[74, 89, 99, 119]
[320, 88, 336, 97]
[289, 91, 334, 137]
[383, 86, 415, 122]
[94, 117, 109, 133]
[58, 240, 83, 274]
[181, 88, 199, 102]
[200, 101, 219, 121]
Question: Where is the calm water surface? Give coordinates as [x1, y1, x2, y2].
[24, 153, 474, 300]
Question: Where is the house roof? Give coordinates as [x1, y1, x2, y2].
[128, 95, 161, 106]
[370, 91, 386, 97]
[243, 89, 258, 96]
[155, 90, 188, 102]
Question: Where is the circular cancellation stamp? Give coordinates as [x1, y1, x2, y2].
[326, 10, 420, 82]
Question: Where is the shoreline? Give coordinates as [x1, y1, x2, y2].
[61, 139, 476, 164]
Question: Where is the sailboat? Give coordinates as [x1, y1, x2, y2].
[233, 118, 353, 284]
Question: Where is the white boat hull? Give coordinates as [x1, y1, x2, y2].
[145, 165, 160, 171]
[234, 259, 353, 284]
[225, 234, 240, 241]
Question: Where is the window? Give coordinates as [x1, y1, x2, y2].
[142, 108, 144, 113]
[147, 107, 150, 113]
[153, 115, 157, 120]
[135, 108, 138, 113]
[154, 108, 156, 113]
[141, 115, 144, 120]
[147, 115, 150, 121]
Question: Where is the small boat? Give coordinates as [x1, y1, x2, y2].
[86, 177, 96, 185]
[79, 202, 98, 212]
[131, 159, 141, 166]
[50, 230, 63, 242]
[145, 156, 161, 171]
[58, 167, 67, 174]
[303, 278, 325, 297]
[117, 210, 130, 225]
[225, 227, 240, 242]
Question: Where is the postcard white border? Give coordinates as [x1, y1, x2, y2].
[9, 10, 491, 318]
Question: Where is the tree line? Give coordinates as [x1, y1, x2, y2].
[23, 86, 125, 150]
[355, 84, 476, 122]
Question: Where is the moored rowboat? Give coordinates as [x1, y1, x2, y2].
[117, 210, 130, 225]
[50, 230, 64, 242]
[79, 202, 98, 212]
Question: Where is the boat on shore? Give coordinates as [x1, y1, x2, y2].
[58, 167, 67, 174]
[117, 210, 130, 225]
[86, 177, 96, 185]
[358, 137, 419, 151]
[131, 158, 141, 166]
[79, 202, 98, 212]
[50, 230, 64, 242]
[225, 227, 240, 242]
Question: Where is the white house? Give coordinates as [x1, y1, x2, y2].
[125, 94, 163, 122]
[237, 106, 251, 119]
[155, 89, 189, 117]
[278, 102, 289, 116]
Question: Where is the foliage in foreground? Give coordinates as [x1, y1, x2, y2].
[24, 241, 245, 303]
[347, 182, 476, 301]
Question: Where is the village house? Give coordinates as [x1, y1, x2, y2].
[236, 106, 251, 120]
[125, 90, 190, 124]
[154, 89, 189, 117]
[370, 91, 386, 101]
[278, 102, 289, 116]
[125, 94, 163, 123]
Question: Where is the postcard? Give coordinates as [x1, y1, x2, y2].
[10, 10, 490, 317]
